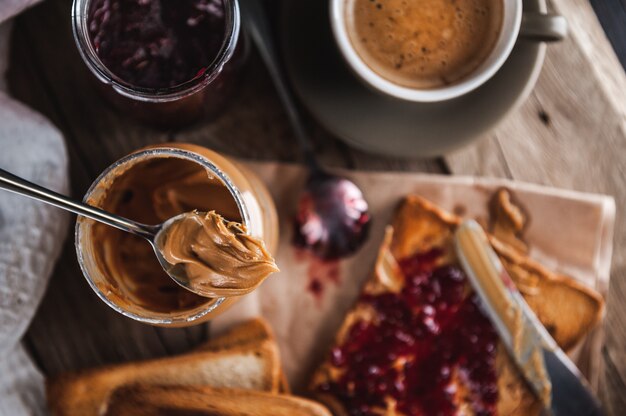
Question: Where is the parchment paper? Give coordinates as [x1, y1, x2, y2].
[215, 161, 615, 393]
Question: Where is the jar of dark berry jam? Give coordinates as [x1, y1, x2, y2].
[72, 0, 244, 127]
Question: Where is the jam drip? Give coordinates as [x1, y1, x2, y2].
[318, 249, 499, 416]
[88, 0, 226, 89]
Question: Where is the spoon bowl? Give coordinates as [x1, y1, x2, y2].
[152, 211, 215, 297]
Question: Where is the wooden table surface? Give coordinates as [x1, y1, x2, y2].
[590, 0, 626, 68]
[7, 0, 626, 414]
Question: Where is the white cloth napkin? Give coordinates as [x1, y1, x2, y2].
[0, 1, 70, 415]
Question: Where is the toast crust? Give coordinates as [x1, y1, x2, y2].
[104, 384, 330, 416]
[310, 195, 604, 416]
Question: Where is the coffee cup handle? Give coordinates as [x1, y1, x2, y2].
[520, 13, 568, 42]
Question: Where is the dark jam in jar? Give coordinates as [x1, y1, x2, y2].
[88, 0, 226, 89]
[318, 249, 499, 416]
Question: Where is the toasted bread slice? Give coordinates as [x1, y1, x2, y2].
[393, 196, 604, 350]
[310, 195, 604, 416]
[48, 322, 281, 416]
[198, 317, 290, 393]
[103, 384, 330, 416]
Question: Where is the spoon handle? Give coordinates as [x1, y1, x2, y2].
[0, 168, 157, 240]
[240, 0, 320, 172]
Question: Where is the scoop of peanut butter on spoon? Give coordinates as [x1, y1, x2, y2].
[156, 211, 279, 298]
[0, 167, 277, 300]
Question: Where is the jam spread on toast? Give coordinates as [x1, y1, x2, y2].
[317, 249, 498, 416]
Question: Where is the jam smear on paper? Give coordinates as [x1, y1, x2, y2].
[296, 249, 341, 303]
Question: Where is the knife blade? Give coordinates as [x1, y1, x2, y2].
[454, 220, 604, 416]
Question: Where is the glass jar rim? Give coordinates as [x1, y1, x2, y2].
[75, 147, 251, 325]
[71, 0, 241, 103]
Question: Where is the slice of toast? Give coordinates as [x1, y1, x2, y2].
[197, 317, 291, 393]
[392, 195, 604, 350]
[103, 384, 331, 416]
[310, 195, 604, 416]
[47, 320, 282, 416]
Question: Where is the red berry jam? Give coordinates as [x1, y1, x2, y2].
[317, 249, 499, 416]
[88, 0, 226, 89]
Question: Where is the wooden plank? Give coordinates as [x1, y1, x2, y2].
[590, 0, 626, 68]
[559, 0, 626, 119]
[343, 145, 446, 173]
[446, 1, 626, 414]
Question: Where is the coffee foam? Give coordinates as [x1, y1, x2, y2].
[346, 0, 503, 89]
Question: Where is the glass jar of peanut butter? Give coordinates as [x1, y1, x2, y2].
[75, 143, 278, 326]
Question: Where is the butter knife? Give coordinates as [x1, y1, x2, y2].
[454, 220, 604, 416]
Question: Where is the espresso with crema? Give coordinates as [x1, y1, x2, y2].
[346, 0, 503, 89]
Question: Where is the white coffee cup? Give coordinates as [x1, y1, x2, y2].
[330, 0, 567, 102]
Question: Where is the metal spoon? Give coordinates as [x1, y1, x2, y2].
[241, 0, 371, 260]
[0, 167, 208, 297]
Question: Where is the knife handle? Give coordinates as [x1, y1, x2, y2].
[545, 351, 606, 416]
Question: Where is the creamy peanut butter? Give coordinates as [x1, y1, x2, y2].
[161, 211, 278, 297]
